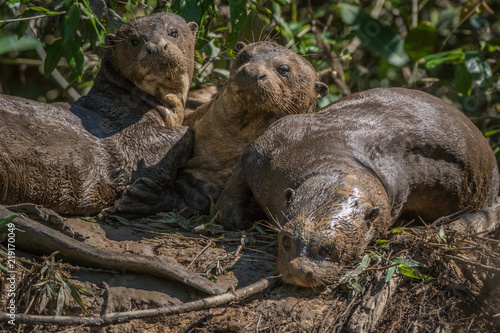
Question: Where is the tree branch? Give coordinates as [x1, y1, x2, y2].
[0, 277, 275, 327]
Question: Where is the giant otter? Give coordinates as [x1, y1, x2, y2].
[216, 88, 499, 287]
[0, 13, 227, 294]
[0, 12, 198, 215]
[110, 41, 328, 216]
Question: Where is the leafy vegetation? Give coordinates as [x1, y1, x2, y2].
[0, 0, 499, 156]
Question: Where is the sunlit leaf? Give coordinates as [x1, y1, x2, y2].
[422, 49, 464, 70]
[397, 264, 432, 280]
[28, 6, 61, 15]
[390, 257, 427, 267]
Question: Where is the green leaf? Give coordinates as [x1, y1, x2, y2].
[0, 263, 8, 272]
[350, 281, 363, 292]
[397, 264, 432, 280]
[62, 278, 88, 314]
[17, 11, 31, 38]
[229, 0, 248, 31]
[465, 52, 492, 87]
[455, 63, 472, 96]
[79, 2, 106, 44]
[62, 4, 80, 43]
[391, 228, 403, 234]
[44, 39, 64, 77]
[422, 49, 464, 70]
[404, 22, 438, 63]
[339, 4, 409, 67]
[484, 129, 500, 137]
[172, 0, 202, 23]
[29, 6, 61, 15]
[64, 41, 84, 82]
[0, 35, 42, 55]
[385, 266, 397, 282]
[56, 287, 66, 316]
[0, 214, 17, 228]
[390, 257, 427, 268]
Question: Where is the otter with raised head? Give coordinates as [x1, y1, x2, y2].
[0, 14, 228, 295]
[217, 88, 499, 287]
[0, 12, 198, 215]
[111, 41, 328, 216]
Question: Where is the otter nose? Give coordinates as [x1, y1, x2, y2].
[145, 41, 167, 55]
[145, 43, 155, 55]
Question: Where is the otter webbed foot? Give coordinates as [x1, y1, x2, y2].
[102, 177, 184, 219]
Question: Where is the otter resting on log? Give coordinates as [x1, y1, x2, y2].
[216, 88, 500, 287]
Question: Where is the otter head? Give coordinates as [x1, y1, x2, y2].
[105, 12, 198, 106]
[277, 174, 390, 287]
[227, 41, 328, 116]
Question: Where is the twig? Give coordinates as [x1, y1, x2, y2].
[443, 254, 500, 275]
[0, 13, 65, 25]
[439, 1, 482, 52]
[0, 277, 275, 327]
[186, 241, 214, 270]
[438, 259, 475, 300]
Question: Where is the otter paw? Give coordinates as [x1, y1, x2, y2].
[105, 178, 168, 218]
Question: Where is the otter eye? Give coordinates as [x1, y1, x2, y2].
[276, 64, 290, 77]
[319, 246, 330, 258]
[130, 36, 140, 46]
[282, 235, 292, 250]
[169, 29, 178, 38]
[238, 51, 251, 64]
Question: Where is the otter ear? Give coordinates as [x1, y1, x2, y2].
[314, 81, 329, 98]
[105, 34, 119, 46]
[235, 42, 246, 55]
[284, 188, 295, 205]
[188, 22, 198, 36]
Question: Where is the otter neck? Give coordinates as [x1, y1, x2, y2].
[87, 53, 187, 126]
[187, 86, 279, 186]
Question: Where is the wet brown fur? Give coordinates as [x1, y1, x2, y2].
[0, 12, 198, 215]
[182, 41, 328, 202]
[109, 41, 328, 217]
[217, 88, 499, 287]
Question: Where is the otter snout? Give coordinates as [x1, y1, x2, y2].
[278, 231, 340, 287]
[145, 40, 168, 55]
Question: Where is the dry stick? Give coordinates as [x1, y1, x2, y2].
[0, 277, 275, 327]
[438, 1, 482, 52]
[443, 254, 500, 275]
[186, 241, 214, 270]
[0, 13, 66, 26]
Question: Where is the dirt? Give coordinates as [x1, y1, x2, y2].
[1, 214, 499, 332]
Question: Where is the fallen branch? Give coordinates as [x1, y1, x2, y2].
[443, 254, 500, 275]
[0, 277, 275, 327]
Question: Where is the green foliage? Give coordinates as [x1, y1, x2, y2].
[0, 1, 499, 158]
